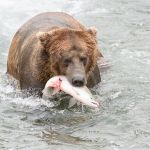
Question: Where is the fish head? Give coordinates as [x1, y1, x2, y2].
[43, 77, 63, 97]
[45, 76, 62, 89]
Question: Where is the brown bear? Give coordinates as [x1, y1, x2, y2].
[7, 12, 102, 92]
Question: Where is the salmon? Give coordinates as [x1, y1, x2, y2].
[42, 76, 99, 108]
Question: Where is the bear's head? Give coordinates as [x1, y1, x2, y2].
[37, 27, 99, 87]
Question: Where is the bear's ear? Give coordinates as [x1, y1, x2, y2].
[87, 27, 97, 36]
[36, 32, 50, 45]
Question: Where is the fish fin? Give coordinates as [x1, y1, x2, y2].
[68, 97, 77, 108]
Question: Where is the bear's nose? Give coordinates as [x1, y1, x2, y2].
[72, 76, 85, 87]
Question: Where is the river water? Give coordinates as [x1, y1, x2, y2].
[0, 0, 150, 149]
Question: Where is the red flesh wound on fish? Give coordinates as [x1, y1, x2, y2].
[52, 78, 62, 95]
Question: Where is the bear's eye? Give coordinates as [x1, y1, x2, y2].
[63, 58, 72, 67]
[80, 57, 87, 66]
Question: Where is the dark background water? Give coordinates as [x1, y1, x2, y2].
[0, 0, 150, 149]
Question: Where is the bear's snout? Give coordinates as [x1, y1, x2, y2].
[72, 75, 85, 87]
